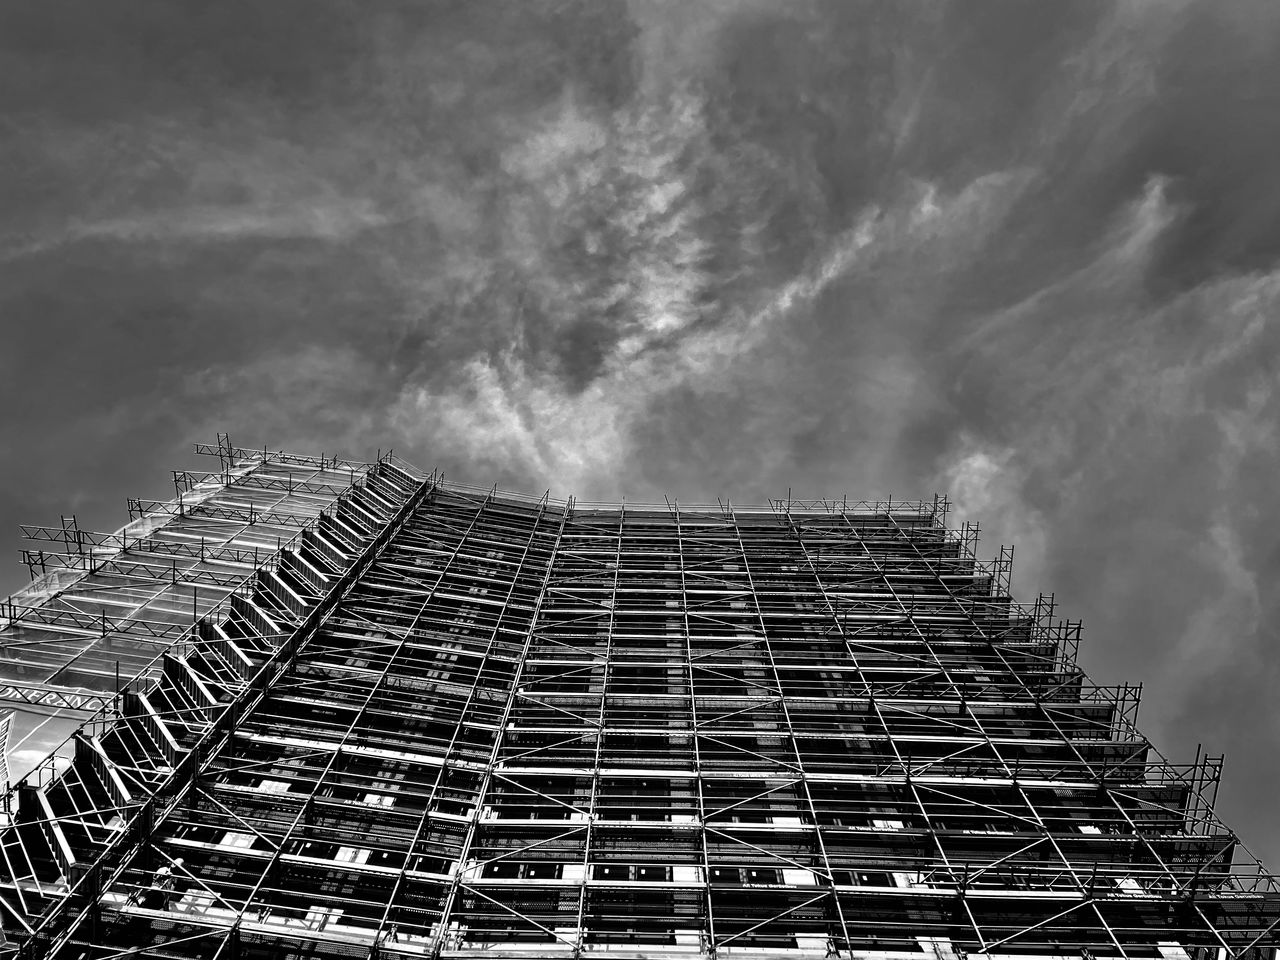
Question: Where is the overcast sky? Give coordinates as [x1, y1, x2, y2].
[2, 0, 1279, 864]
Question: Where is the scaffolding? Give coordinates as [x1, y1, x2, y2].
[0, 435, 400, 717]
[0, 446, 1275, 958]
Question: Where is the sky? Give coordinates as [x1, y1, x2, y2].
[1, 0, 1279, 864]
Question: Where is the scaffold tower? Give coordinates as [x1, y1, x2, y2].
[0, 441, 1276, 958]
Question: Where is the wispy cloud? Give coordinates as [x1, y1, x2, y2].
[3, 198, 390, 261]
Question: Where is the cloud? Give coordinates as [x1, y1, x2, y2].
[941, 443, 1047, 590]
[4, 199, 390, 262]
[393, 209, 882, 496]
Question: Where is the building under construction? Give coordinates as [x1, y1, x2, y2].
[0, 439, 1276, 958]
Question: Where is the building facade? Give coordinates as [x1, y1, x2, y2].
[0, 442, 1276, 958]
